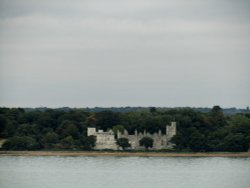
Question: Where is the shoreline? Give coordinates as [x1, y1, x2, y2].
[0, 151, 250, 157]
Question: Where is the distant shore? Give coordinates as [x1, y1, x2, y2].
[0, 151, 250, 157]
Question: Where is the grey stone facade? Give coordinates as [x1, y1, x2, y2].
[87, 128, 118, 150]
[87, 122, 177, 150]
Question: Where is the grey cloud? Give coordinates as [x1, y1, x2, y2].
[0, 0, 249, 107]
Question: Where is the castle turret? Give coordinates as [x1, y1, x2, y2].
[87, 127, 97, 136]
[117, 130, 121, 139]
[124, 129, 128, 136]
[158, 129, 162, 136]
[166, 122, 176, 137]
[134, 130, 138, 136]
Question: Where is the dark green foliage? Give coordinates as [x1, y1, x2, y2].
[139, 137, 154, 150]
[170, 106, 250, 152]
[150, 107, 157, 113]
[80, 135, 96, 150]
[43, 132, 59, 148]
[117, 138, 130, 150]
[44, 132, 59, 144]
[56, 120, 79, 139]
[2, 121, 18, 137]
[3, 136, 39, 150]
[60, 136, 74, 149]
[96, 111, 121, 131]
[188, 128, 208, 152]
[208, 105, 226, 130]
[112, 124, 125, 138]
[0, 106, 249, 152]
[220, 133, 249, 152]
[16, 124, 39, 137]
[0, 114, 7, 135]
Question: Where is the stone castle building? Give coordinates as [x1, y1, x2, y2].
[87, 122, 176, 150]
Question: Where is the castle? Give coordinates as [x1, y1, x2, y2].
[87, 122, 176, 150]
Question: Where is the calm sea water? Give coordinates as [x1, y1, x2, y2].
[0, 156, 249, 188]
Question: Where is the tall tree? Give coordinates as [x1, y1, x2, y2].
[81, 135, 96, 150]
[139, 137, 153, 150]
[117, 138, 130, 150]
[44, 132, 59, 148]
[209, 105, 226, 128]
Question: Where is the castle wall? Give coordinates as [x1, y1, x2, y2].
[88, 128, 117, 150]
[118, 132, 168, 150]
[87, 122, 176, 150]
[95, 133, 117, 150]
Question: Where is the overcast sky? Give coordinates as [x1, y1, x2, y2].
[0, 0, 249, 108]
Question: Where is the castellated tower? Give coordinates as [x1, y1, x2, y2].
[87, 127, 97, 136]
[166, 122, 177, 138]
[87, 127, 117, 150]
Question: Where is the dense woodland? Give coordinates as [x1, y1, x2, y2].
[0, 106, 250, 152]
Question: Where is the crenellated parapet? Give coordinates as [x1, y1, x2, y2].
[88, 121, 177, 150]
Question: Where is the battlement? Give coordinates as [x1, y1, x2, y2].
[88, 122, 177, 150]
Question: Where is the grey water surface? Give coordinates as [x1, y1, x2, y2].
[0, 156, 249, 188]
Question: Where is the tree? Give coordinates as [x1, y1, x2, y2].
[2, 136, 39, 150]
[96, 111, 121, 131]
[60, 136, 74, 149]
[2, 120, 18, 137]
[5, 108, 24, 123]
[112, 124, 125, 138]
[207, 128, 229, 151]
[81, 135, 96, 150]
[150, 107, 157, 114]
[229, 115, 250, 135]
[1, 107, 250, 152]
[117, 138, 130, 150]
[44, 132, 59, 148]
[209, 105, 226, 128]
[221, 133, 248, 152]
[139, 137, 153, 150]
[0, 114, 7, 136]
[16, 123, 39, 137]
[188, 128, 208, 152]
[56, 120, 79, 139]
[171, 133, 188, 151]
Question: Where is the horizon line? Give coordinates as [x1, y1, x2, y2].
[0, 105, 249, 110]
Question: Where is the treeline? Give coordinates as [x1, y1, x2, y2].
[0, 106, 249, 152]
[24, 106, 250, 114]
